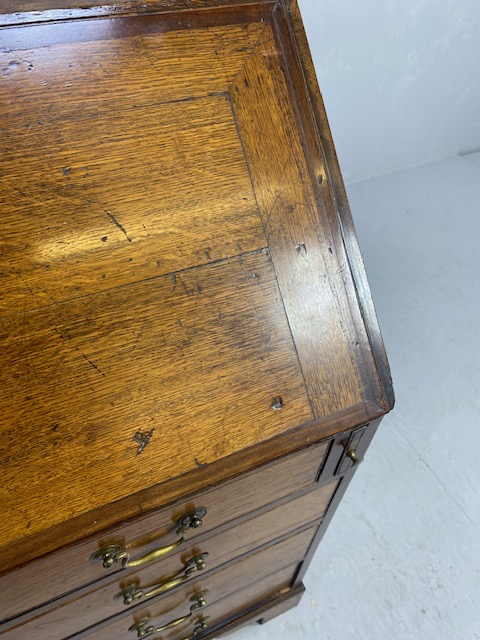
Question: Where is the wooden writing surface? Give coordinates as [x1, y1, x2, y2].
[0, 1, 391, 563]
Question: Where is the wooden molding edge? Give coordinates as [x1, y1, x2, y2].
[201, 583, 306, 638]
[278, 0, 395, 411]
[0, 0, 273, 26]
[0, 401, 384, 575]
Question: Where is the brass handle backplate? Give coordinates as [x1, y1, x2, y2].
[114, 553, 208, 605]
[129, 592, 208, 637]
[179, 618, 209, 640]
[90, 507, 207, 569]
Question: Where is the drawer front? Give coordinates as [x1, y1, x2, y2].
[1, 441, 328, 624]
[80, 525, 316, 640]
[2, 481, 338, 640]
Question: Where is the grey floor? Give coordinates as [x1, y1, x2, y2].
[228, 154, 480, 639]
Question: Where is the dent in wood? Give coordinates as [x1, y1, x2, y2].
[132, 429, 155, 455]
[271, 396, 283, 410]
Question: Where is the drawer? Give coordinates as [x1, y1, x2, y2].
[80, 525, 317, 640]
[1, 441, 329, 624]
[2, 481, 338, 640]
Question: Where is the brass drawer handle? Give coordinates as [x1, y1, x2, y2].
[346, 450, 363, 466]
[129, 592, 208, 637]
[114, 553, 208, 605]
[179, 618, 208, 640]
[90, 508, 207, 569]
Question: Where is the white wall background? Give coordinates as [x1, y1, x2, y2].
[460, 101, 480, 154]
[298, 0, 480, 183]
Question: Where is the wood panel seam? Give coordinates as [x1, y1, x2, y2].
[227, 21, 272, 94]
[226, 90, 316, 419]
[0, 247, 269, 318]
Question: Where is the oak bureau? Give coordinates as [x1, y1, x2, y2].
[0, 1, 394, 638]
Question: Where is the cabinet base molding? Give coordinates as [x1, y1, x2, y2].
[204, 584, 306, 639]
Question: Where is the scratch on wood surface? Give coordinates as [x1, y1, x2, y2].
[131, 316, 147, 352]
[250, 297, 262, 326]
[17, 273, 53, 304]
[180, 277, 191, 297]
[81, 352, 106, 377]
[53, 326, 106, 377]
[175, 424, 194, 461]
[105, 210, 132, 243]
[22, 298, 33, 392]
[178, 276, 202, 297]
[264, 192, 280, 228]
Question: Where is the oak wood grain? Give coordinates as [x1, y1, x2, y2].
[0, 0, 274, 27]
[230, 24, 373, 417]
[0, 20, 265, 120]
[0, 250, 312, 548]
[283, 0, 394, 409]
[0, 0, 393, 622]
[3, 486, 335, 639]
[1, 93, 264, 311]
[0, 442, 327, 623]
[0, 401, 381, 577]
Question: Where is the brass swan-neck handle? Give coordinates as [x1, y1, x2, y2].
[90, 507, 207, 569]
